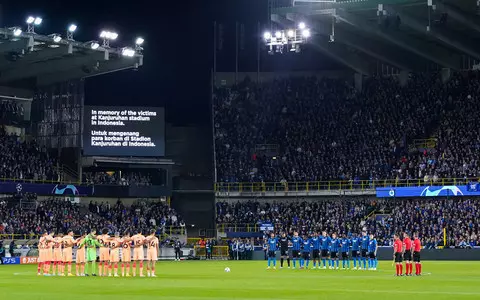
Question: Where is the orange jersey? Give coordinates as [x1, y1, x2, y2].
[62, 236, 75, 248]
[97, 234, 110, 248]
[46, 235, 55, 250]
[147, 236, 159, 249]
[121, 238, 132, 262]
[132, 234, 145, 248]
[121, 238, 131, 249]
[53, 237, 63, 251]
[38, 236, 49, 250]
[76, 238, 86, 249]
[109, 238, 121, 249]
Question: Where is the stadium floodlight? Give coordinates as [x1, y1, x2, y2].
[52, 35, 62, 43]
[90, 42, 100, 50]
[12, 28, 22, 37]
[264, 27, 311, 55]
[26, 16, 42, 33]
[135, 37, 144, 46]
[68, 24, 77, 33]
[67, 24, 77, 40]
[302, 29, 311, 38]
[263, 31, 271, 40]
[122, 47, 135, 57]
[298, 22, 306, 30]
[100, 30, 118, 47]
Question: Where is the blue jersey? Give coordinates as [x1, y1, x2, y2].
[291, 236, 303, 251]
[320, 236, 331, 250]
[268, 238, 278, 251]
[311, 236, 321, 250]
[302, 238, 312, 252]
[368, 238, 377, 253]
[341, 238, 350, 253]
[330, 238, 340, 252]
[351, 237, 361, 251]
[361, 235, 370, 250]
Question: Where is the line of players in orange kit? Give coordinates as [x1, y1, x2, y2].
[37, 228, 159, 277]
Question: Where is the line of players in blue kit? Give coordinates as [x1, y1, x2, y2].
[266, 231, 378, 270]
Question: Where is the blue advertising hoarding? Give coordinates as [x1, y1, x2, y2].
[1, 257, 20, 265]
[0, 182, 93, 196]
[376, 184, 480, 198]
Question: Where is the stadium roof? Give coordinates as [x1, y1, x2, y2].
[0, 27, 143, 87]
[272, 0, 480, 75]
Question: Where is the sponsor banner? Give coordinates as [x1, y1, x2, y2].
[376, 185, 476, 198]
[20, 256, 38, 265]
[0, 182, 93, 196]
[1, 257, 20, 264]
[20, 256, 38, 264]
[259, 223, 274, 231]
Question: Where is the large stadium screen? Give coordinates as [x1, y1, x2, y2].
[83, 106, 165, 157]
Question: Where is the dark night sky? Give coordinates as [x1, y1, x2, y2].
[1, 0, 269, 125]
[1, 1, 342, 125]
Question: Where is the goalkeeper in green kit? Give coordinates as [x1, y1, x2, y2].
[79, 230, 103, 276]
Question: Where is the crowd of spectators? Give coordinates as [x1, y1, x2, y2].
[0, 128, 59, 182]
[214, 72, 480, 183]
[83, 171, 152, 186]
[216, 198, 480, 248]
[89, 199, 184, 232]
[0, 198, 184, 237]
[0, 99, 24, 125]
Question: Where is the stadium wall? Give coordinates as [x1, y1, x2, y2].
[171, 191, 215, 237]
[251, 248, 480, 261]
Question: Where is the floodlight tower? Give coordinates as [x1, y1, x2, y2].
[67, 24, 77, 40]
[26, 16, 42, 33]
[100, 30, 118, 48]
[135, 37, 144, 52]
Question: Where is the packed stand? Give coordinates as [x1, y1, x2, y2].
[0, 99, 24, 125]
[0, 198, 184, 237]
[0, 128, 59, 182]
[216, 198, 480, 247]
[89, 200, 183, 234]
[214, 72, 480, 183]
[83, 171, 152, 186]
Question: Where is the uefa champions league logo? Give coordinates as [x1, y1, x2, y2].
[420, 186, 464, 197]
[16, 183, 23, 193]
[52, 184, 79, 195]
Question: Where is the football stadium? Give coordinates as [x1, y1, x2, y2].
[1, 0, 480, 299]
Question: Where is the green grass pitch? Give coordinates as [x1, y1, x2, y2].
[2, 261, 480, 299]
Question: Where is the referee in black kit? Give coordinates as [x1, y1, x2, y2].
[279, 233, 290, 268]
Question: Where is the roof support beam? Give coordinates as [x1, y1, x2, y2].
[385, 6, 480, 61]
[274, 0, 424, 15]
[273, 14, 370, 75]
[0, 45, 73, 72]
[0, 38, 31, 53]
[435, 2, 480, 35]
[286, 13, 417, 71]
[0, 51, 107, 83]
[334, 9, 460, 70]
[36, 59, 139, 86]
